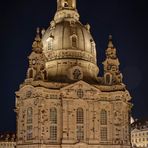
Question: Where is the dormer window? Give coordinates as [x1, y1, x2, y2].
[71, 35, 77, 48]
[47, 36, 54, 50]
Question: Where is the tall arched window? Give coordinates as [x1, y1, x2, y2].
[48, 40, 53, 50]
[26, 107, 33, 140]
[76, 108, 84, 141]
[100, 109, 107, 125]
[100, 109, 108, 141]
[50, 108, 57, 141]
[77, 108, 84, 124]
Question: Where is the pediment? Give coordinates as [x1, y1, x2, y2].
[61, 81, 101, 100]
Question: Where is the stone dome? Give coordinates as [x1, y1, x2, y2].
[42, 21, 97, 64]
[41, 0, 99, 83]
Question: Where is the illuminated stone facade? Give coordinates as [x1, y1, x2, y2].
[15, 0, 132, 147]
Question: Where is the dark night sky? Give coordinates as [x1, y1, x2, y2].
[0, 0, 148, 132]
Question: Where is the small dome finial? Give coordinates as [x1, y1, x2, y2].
[35, 27, 40, 41]
[32, 27, 43, 51]
[108, 34, 114, 48]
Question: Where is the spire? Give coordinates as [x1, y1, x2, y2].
[32, 27, 43, 53]
[108, 35, 114, 48]
[103, 35, 123, 85]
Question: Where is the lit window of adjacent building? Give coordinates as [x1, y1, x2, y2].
[76, 108, 84, 141]
[49, 108, 57, 141]
[100, 127, 107, 141]
[100, 109, 107, 125]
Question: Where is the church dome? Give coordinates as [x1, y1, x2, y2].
[41, 0, 99, 83]
[42, 21, 97, 64]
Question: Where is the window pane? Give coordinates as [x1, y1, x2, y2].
[100, 127, 107, 141]
[27, 125, 32, 140]
[50, 108, 57, 124]
[100, 110, 107, 125]
[77, 108, 84, 124]
[27, 107, 33, 124]
[77, 125, 84, 140]
[50, 126, 57, 140]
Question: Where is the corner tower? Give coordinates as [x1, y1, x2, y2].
[15, 0, 132, 148]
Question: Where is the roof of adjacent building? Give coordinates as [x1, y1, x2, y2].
[0, 132, 16, 142]
[131, 118, 148, 131]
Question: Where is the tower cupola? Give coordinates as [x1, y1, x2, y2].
[57, 0, 76, 10]
[54, 0, 79, 22]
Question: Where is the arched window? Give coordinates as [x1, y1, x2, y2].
[100, 109, 107, 125]
[105, 73, 112, 85]
[48, 40, 53, 50]
[77, 108, 84, 124]
[27, 107, 33, 124]
[50, 108, 57, 141]
[29, 69, 33, 78]
[76, 108, 84, 140]
[71, 35, 77, 48]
